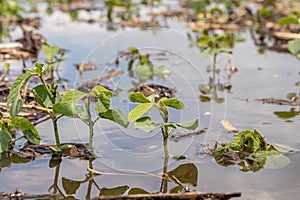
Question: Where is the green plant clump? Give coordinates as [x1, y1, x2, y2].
[214, 129, 295, 172]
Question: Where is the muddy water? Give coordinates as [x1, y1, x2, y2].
[1, 1, 300, 199]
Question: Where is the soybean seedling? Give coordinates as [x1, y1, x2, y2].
[128, 92, 198, 157]
[53, 85, 129, 153]
[7, 62, 63, 151]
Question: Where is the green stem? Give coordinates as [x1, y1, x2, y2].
[160, 134, 169, 193]
[85, 96, 94, 152]
[10, 135, 25, 144]
[52, 117, 61, 149]
[40, 75, 60, 148]
[213, 53, 217, 72]
[39, 76, 55, 104]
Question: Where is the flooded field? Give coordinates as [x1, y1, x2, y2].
[0, 0, 300, 199]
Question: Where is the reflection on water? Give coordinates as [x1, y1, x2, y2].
[0, 152, 198, 198]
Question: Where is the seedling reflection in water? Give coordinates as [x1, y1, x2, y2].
[128, 92, 198, 157]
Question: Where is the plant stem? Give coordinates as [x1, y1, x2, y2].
[39, 76, 55, 104]
[213, 53, 217, 72]
[39, 76, 61, 148]
[85, 96, 94, 152]
[160, 134, 169, 193]
[52, 117, 60, 149]
[10, 135, 25, 144]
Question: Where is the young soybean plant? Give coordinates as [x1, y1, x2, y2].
[7, 62, 62, 151]
[53, 85, 129, 153]
[128, 92, 198, 156]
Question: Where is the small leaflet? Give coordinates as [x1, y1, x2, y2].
[220, 120, 239, 133]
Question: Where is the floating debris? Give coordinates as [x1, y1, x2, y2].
[255, 98, 298, 106]
[134, 84, 175, 101]
[96, 191, 242, 200]
[199, 141, 222, 155]
[77, 68, 124, 93]
[170, 128, 207, 142]
[119, 18, 160, 28]
[0, 188, 52, 199]
[74, 63, 102, 72]
[21, 143, 90, 159]
[220, 120, 239, 133]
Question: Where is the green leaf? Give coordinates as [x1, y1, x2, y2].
[54, 102, 87, 119]
[127, 46, 139, 54]
[92, 86, 113, 113]
[42, 63, 55, 74]
[60, 90, 87, 102]
[164, 123, 180, 130]
[0, 129, 12, 153]
[288, 39, 300, 55]
[153, 65, 171, 78]
[129, 92, 151, 103]
[265, 151, 291, 169]
[91, 85, 113, 98]
[23, 68, 36, 73]
[34, 62, 44, 75]
[199, 35, 211, 46]
[99, 109, 129, 128]
[42, 45, 60, 59]
[134, 117, 161, 133]
[53, 90, 88, 119]
[128, 103, 154, 122]
[7, 73, 32, 117]
[128, 59, 135, 71]
[62, 177, 81, 195]
[177, 118, 199, 130]
[100, 186, 129, 196]
[9, 99, 23, 118]
[271, 143, 298, 153]
[167, 163, 198, 186]
[94, 96, 111, 113]
[135, 64, 153, 81]
[276, 16, 299, 25]
[32, 85, 54, 108]
[11, 117, 40, 144]
[159, 98, 185, 110]
[49, 146, 62, 153]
